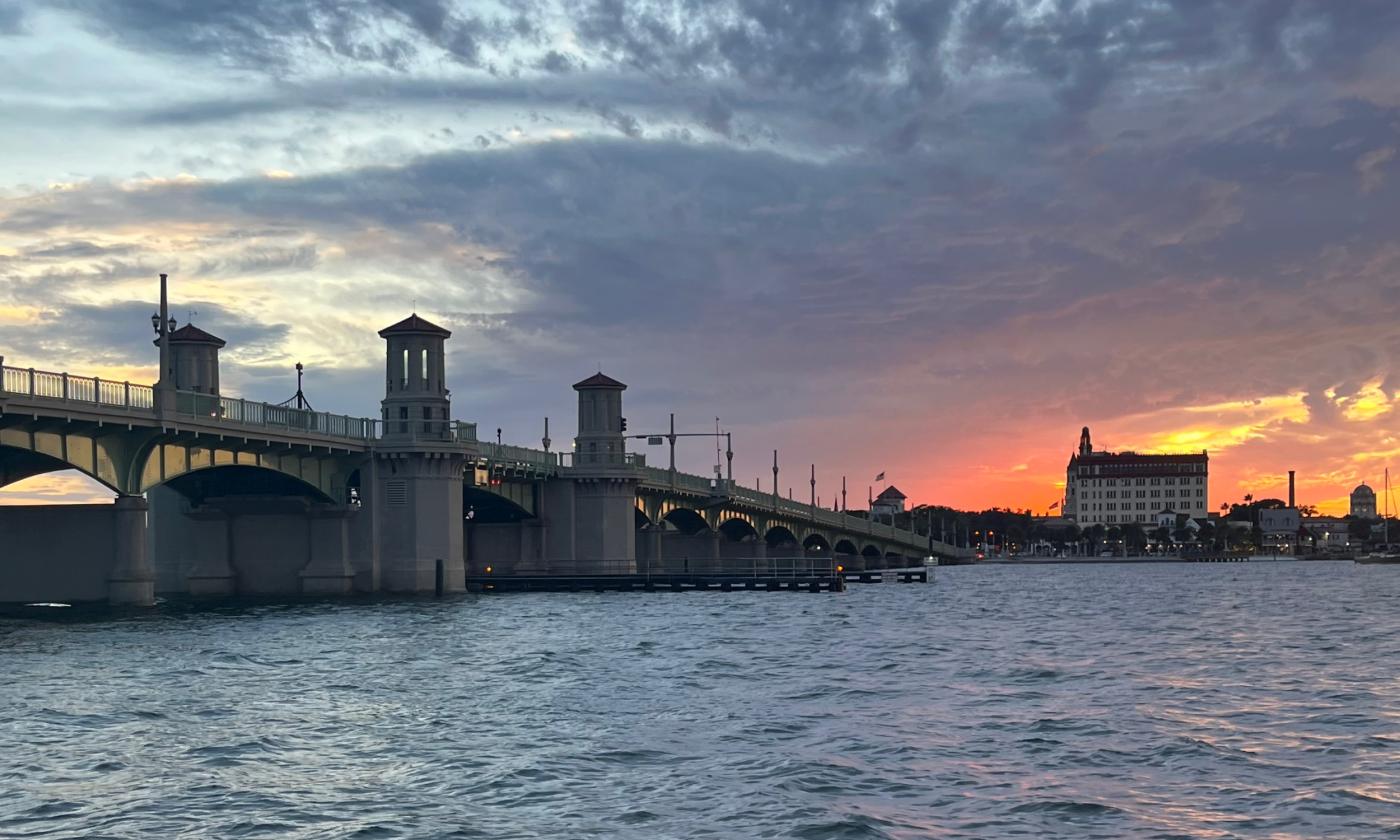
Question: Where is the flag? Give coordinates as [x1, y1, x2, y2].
[875, 471, 885, 482]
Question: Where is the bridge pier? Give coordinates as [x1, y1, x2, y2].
[300, 505, 356, 595]
[108, 494, 155, 606]
[186, 505, 234, 596]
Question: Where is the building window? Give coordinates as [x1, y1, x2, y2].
[421, 349, 429, 387]
[398, 405, 408, 434]
[422, 406, 432, 433]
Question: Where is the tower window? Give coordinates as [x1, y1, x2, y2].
[401, 349, 409, 390]
[399, 405, 408, 434]
[421, 348, 429, 387]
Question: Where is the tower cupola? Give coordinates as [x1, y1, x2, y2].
[573, 372, 627, 467]
[379, 314, 452, 440]
[159, 323, 225, 395]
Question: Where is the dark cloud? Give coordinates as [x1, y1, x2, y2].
[59, 0, 542, 71]
[0, 0, 25, 35]
[1, 300, 288, 372]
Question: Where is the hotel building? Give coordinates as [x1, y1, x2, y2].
[1065, 427, 1209, 527]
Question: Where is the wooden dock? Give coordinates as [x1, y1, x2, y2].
[840, 567, 931, 584]
[469, 557, 944, 593]
[471, 571, 844, 593]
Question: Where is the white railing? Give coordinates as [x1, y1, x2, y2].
[1, 363, 155, 410]
[478, 442, 560, 469]
[638, 464, 717, 495]
[176, 391, 375, 440]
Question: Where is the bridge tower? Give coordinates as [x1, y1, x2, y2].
[379, 314, 452, 441]
[566, 372, 639, 571]
[374, 314, 470, 592]
[166, 324, 225, 395]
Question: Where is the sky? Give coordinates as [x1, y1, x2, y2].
[1, 0, 1399, 514]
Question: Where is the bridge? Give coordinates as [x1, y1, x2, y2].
[0, 276, 970, 605]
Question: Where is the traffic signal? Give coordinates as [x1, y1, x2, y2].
[620, 417, 628, 432]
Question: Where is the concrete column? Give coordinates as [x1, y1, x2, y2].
[187, 506, 235, 596]
[301, 505, 356, 595]
[108, 494, 155, 606]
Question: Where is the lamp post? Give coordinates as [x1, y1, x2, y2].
[150, 273, 174, 413]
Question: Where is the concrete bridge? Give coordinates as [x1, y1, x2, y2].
[0, 277, 970, 605]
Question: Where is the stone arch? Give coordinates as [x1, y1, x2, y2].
[861, 544, 882, 559]
[463, 483, 532, 523]
[764, 524, 800, 550]
[0, 443, 121, 495]
[718, 517, 759, 542]
[833, 538, 859, 556]
[663, 508, 710, 535]
[161, 464, 336, 505]
[802, 532, 832, 552]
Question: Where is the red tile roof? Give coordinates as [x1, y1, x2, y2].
[573, 372, 627, 389]
[166, 324, 226, 347]
[378, 313, 451, 338]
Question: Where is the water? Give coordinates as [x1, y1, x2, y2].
[3, 562, 1400, 839]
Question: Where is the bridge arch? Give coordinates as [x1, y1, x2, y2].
[802, 532, 831, 552]
[833, 538, 859, 556]
[663, 508, 710, 535]
[464, 484, 533, 523]
[861, 544, 882, 559]
[160, 464, 336, 504]
[764, 524, 800, 550]
[718, 517, 758, 542]
[0, 443, 121, 496]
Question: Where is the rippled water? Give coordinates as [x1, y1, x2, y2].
[3, 561, 1400, 838]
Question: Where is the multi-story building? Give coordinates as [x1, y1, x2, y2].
[1351, 483, 1377, 519]
[1064, 427, 1209, 528]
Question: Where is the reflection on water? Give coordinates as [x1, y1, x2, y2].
[2, 562, 1399, 838]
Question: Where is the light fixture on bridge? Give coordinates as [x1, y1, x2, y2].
[150, 311, 161, 334]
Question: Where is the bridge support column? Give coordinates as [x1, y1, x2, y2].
[301, 505, 355, 595]
[377, 451, 468, 594]
[186, 506, 235, 596]
[108, 494, 155, 606]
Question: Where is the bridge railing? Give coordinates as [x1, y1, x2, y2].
[176, 391, 376, 440]
[638, 464, 719, 495]
[478, 442, 559, 469]
[1, 363, 155, 410]
[376, 419, 478, 444]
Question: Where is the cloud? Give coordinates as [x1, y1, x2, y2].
[3, 0, 1400, 516]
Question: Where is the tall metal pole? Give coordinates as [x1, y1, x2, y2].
[841, 476, 847, 513]
[809, 464, 816, 508]
[542, 416, 551, 452]
[668, 412, 677, 472]
[771, 450, 779, 502]
[725, 432, 733, 484]
[158, 273, 170, 384]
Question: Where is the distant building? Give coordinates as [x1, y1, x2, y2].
[1303, 516, 1350, 552]
[1259, 507, 1301, 551]
[1351, 483, 1377, 519]
[1064, 427, 1209, 528]
[871, 486, 907, 520]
